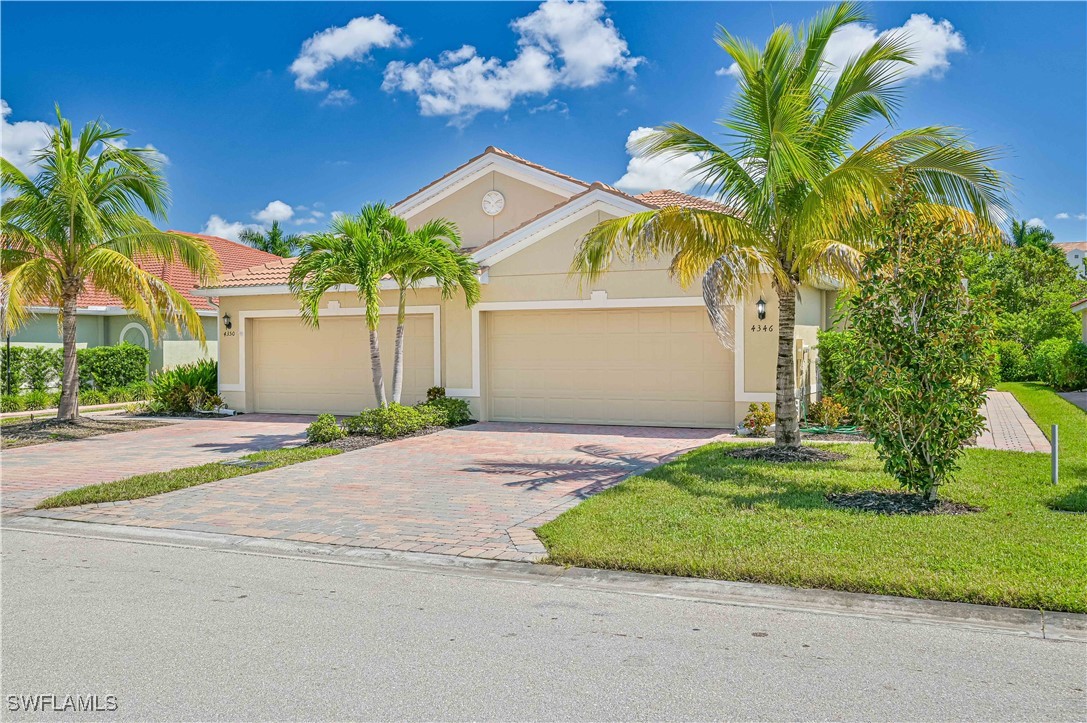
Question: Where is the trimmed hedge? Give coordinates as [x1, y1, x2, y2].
[1032, 338, 1087, 391]
[1, 343, 149, 393]
[79, 343, 149, 390]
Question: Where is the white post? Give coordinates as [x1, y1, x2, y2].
[1051, 424, 1059, 485]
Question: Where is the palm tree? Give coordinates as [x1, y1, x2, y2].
[288, 204, 412, 407]
[385, 218, 480, 403]
[239, 220, 301, 257]
[1009, 218, 1054, 250]
[573, 2, 1008, 447]
[1, 109, 220, 420]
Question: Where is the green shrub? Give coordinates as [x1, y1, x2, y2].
[78, 343, 149, 390]
[809, 395, 849, 429]
[1, 394, 25, 413]
[150, 359, 217, 414]
[995, 339, 1032, 382]
[346, 403, 443, 439]
[22, 390, 53, 410]
[425, 386, 446, 402]
[23, 347, 62, 392]
[79, 389, 109, 406]
[106, 387, 134, 403]
[306, 414, 346, 443]
[419, 396, 471, 426]
[128, 381, 154, 401]
[816, 329, 856, 400]
[1033, 338, 1087, 391]
[0, 346, 28, 393]
[47, 391, 62, 408]
[742, 402, 774, 436]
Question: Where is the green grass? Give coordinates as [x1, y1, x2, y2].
[539, 424, 1087, 612]
[36, 446, 341, 509]
[998, 381, 1087, 512]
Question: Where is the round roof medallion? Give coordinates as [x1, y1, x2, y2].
[482, 190, 505, 216]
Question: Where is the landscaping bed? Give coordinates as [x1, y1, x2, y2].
[314, 424, 448, 452]
[538, 436, 1087, 613]
[1, 414, 168, 450]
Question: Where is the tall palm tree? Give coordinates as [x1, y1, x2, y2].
[239, 220, 301, 257]
[386, 218, 480, 403]
[1009, 218, 1054, 250]
[573, 2, 1008, 447]
[288, 204, 413, 407]
[1, 109, 220, 420]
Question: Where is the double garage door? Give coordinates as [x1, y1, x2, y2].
[250, 315, 434, 415]
[487, 307, 733, 428]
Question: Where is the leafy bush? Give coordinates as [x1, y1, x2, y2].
[419, 396, 471, 426]
[307, 414, 346, 443]
[106, 387, 133, 403]
[150, 359, 217, 414]
[22, 390, 53, 410]
[995, 339, 1032, 382]
[23, 347, 62, 392]
[345, 403, 444, 439]
[1033, 338, 1087, 391]
[425, 386, 446, 402]
[79, 389, 109, 406]
[1, 394, 25, 413]
[128, 381, 154, 401]
[78, 343, 149, 390]
[742, 402, 774, 437]
[0, 346, 28, 393]
[841, 177, 993, 501]
[809, 395, 849, 429]
[815, 329, 856, 400]
[48, 391, 62, 408]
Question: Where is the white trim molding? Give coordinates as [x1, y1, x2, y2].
[219, 305, 441, 394]
[27, 305, 217, 318]
[194, 275, 487, 298]
[118, 322, 150, 350]
[445, 296, 706, 398]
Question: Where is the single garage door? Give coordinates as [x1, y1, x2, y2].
[250, 314, 435, 414]
[487, 307, 733, 427]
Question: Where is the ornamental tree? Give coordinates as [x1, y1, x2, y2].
[842, 176, 995, 501]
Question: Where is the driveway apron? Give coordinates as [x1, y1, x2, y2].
[26, 423, 728, 561]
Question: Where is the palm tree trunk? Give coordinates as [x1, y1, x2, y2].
[57, 290, 80, 420]
[369, 325, 388, 407]
[774, 285, 801, 446]
[391, 287, 407, 404]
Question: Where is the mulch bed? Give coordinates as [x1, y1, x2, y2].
[1, 415, 169, 449]
[313, 425, 447, 452]
[827, 489, 981, 516]
[726, 445, 848, 463]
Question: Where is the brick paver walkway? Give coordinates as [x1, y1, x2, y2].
[1, 415, 313, 513]
[26, 423, 728, 561]
[976, 392, 1051, 453]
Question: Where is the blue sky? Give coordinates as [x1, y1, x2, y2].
[3, 1, 1085, 242]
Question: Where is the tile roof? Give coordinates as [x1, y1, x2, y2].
[72, 233, 280, 311]
[1054, 241, 1087, 251]
[204, 256, 299, 289]
[635, 189, 735, 213]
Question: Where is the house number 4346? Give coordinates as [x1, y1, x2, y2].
[750, 324, 774, 333]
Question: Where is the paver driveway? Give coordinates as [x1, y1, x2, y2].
[1, 415, 312, 513]
[28, 423, 729, 561]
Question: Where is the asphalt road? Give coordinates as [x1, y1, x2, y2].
[2, 529, 1084, 722]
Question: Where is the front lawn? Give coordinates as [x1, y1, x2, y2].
[36, 446, 340, 509]
[539, 436, 1086, 613]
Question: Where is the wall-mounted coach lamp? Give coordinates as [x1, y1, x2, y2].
[756, 297, 767, 321]
[223, 313, 232, 330]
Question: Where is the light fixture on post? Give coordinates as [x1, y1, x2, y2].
[223, 313, 232, 330]
[756, 296, 767, 321]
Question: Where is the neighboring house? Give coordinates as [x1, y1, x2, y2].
[10, 234, 279, 374]
[198, 147, 835, 427]
[1055, 241, 1087, 279]
[1074, 297, 1087, 343]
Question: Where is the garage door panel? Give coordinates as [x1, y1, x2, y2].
[487, 307, 734, 428]
[251, 315, 434, 415]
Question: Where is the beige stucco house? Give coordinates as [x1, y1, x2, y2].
[197, 147, 834, 428]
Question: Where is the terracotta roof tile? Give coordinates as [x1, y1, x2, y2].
[635, 189, 735, 213]
[73, 233, 280, 311]
[204, 256, 299, 289]
[1054, 241, 1087, 251]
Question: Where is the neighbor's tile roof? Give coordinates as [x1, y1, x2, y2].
[1054, 241, 1087, 252]
[635, 189, 734, 213]
[73, 233, 280, 311]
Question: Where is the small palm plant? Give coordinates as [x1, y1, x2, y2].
[2, 108, 220, 419]
[573, 1, 1008, 447]
[239, 220, 301, 257]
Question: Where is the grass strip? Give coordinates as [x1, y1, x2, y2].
[36, 446, 340, 509]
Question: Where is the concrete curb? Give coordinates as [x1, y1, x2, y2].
[3, 515, 1084, 643]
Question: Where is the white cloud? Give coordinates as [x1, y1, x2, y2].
[382, 0, 640, 124]
[1056, 212, 1087, 221]
[1056, 212, 1070, 220]
[715, 63, 741, 78]
[821, 14, 965, 82]
[201, 215, 262, 243]
[529, 99, 569, 115]
[614, 127, 703, 193]
[291, 14, 409, 104]
[253, 200, 295, 224]
[321, 89, 356, 107]
[0, 100, 54, 176]
[1027, 217, 1047, 228]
